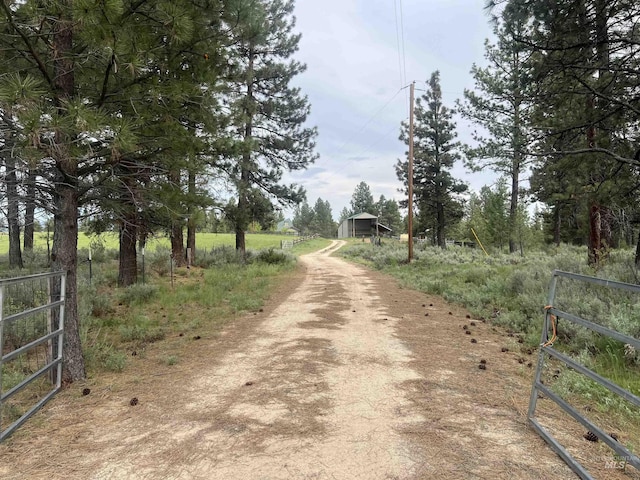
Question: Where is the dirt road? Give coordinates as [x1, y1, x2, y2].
[1, 241, 628, 479]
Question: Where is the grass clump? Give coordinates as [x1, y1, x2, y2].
[195, 246, 248, 268]
[118, 316, 165, 343]
[163, 355, 179, 366]
[118, 284, 158, 306]
[254, 248, 292, 265]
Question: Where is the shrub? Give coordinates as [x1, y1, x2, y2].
[148, 247, 171, 277]
[163, 355, 178, 366]
[118, 284, 158, 306]
[254, 248, 292, 265]
[195, 246, 250, 268]
[90, 291, 114, 317]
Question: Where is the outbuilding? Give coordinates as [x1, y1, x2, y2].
[336, 212, 392, 239]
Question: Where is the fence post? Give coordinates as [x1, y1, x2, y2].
[57, 273, 66, 390]
[528, 272, 558, 419]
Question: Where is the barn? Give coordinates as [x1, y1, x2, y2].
[336, 212, 392, 239]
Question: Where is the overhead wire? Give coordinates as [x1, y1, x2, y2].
[393, 0, 405, 90]
[290, 88, 407, 202]
[292, 2, 413, 212]
[333, 87, 404, 155]
[398, 0, 408, 87]
[395, 0, 410, 113]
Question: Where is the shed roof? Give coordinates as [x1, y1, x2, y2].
[347, 212, 377, 220]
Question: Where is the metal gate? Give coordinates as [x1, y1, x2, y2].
[528, 270, 640, 479]
[0, 271, 66, 442]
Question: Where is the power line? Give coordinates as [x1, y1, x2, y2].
[333, 87, 404, 155]
[398, 0, 408, 87]
[287, 88, 407, 208]
[393, 0, 405, 90]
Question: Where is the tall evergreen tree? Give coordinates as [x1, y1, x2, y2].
[293, 200, 314, 235]
[457, 8, 533, 253]
[350, 181, 375, 214]
[339, 207, 352, 222]
[225, 0, 317, 255]
[375, 195, 402, 235]
[494, 0, 640, 264]
[397, 71, 468, 248]
[0, 0, 230, 380]
[311, 198, 334, 237]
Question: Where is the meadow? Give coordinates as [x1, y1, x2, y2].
[0, 231, 298, 256]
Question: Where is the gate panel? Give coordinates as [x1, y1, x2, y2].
[0, 272, 66, 442]
[528, 270, 640, 479]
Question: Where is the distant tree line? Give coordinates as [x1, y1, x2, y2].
[290, 183, 402, 238]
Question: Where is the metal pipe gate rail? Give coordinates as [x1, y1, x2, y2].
[528, 270, 640, 479]
[0, 271, 66, 442]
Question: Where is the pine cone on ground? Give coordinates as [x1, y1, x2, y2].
[583, 431, 598, 442]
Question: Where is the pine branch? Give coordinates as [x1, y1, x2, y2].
[0, 2, 53, 87]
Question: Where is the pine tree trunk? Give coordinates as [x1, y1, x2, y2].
[235, 169, 249, 255]
[236, 47, 254, 257]
[118, 166, 138, 286]
[118, 215, 137, 287]
[509, 96, 521, 254]
[168, 168, 185, 266]
[23, 168, 36, 251]
[186, 169, 196, 262]
[436, 201, 446, 249]
[4, 154, 23, 269]
[171, 222, 185, 267]
[51, 1, 85, 383]
[508, 167, 519, 254]
[51, 171, 84, 382]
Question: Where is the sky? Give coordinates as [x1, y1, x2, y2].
[282, 0, 499, 221]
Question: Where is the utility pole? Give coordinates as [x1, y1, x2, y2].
[408, 81, 415, 262]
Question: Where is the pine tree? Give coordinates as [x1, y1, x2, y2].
[225, 0, 317, 255]
[350, 182, 375, 214]
[293, 200, 314, 235]
[375, 195, 402, 235]
[311, 198, 334, 237]
[496, 0, 640, 264]
[0, 0, 229, 379]
[397, 71, 468, 248]
[457, 8, 533, 253]
[339, 207, 352, 223]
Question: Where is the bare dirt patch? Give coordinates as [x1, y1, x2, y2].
[0, 240, 637, 479]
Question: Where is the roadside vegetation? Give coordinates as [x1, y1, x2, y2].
[0, 232, 301, 258]
[339, 240, 640, 425]
[0, 235, 331, 427]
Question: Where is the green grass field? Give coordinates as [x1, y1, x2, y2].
[0, 232, 305, 255]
